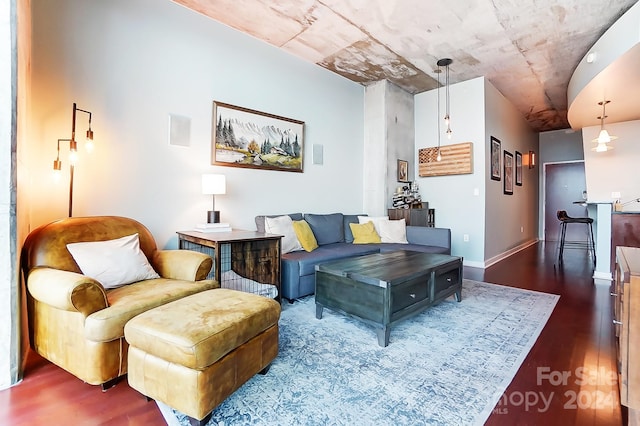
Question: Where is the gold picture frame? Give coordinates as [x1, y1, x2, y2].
[212, 101, 304, 173]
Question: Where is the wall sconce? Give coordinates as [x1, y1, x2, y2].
[201, 174, 226, 223]
[591, 100, 616, 152]
[527, 150, 536, 169]
[52, 103, 94, 217]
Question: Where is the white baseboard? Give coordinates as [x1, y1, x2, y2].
[593, 270, 613, 285]
[473, 239, 539, 269]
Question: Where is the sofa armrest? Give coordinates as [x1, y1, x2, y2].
[405, 226, 452, 254]
[152, 250, 213, 281]
[27, 267, 108, 316]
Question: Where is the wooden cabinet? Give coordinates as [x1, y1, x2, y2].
[388, 208, 435, 227]
[611, 212, 640, 273]
[177, 230, 282, 303]
[614, 246, 640, 423]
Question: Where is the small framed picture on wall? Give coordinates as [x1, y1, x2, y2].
[515, 151, 523, 186]
[397, 159, 409, 182]
[504, 151, 514, 195]
[490, 136, 501, 181]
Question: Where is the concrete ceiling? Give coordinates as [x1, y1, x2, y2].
[174, 0, 638, 132]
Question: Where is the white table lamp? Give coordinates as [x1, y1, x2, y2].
[202, 174, 226, 223]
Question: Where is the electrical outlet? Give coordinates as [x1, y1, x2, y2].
[612, 191, 621, 199]
[521, 226, 524, 233]
[463, 234, 469, 242]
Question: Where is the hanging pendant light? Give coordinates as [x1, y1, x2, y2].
[436, 63, 442, 161]
[435, 58, 453, 162]
[437, 58, 453, 140]
[591, 100, 616, 152]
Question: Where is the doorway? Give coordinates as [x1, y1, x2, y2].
[544, 161, 588, 242]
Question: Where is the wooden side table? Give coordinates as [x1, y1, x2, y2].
[388, 208, 435, 227]
[177, 229, 282, 303]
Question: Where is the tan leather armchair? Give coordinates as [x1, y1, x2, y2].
[21, 216, 219, 389]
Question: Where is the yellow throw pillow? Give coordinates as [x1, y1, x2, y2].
[292, 220, 319, 252]
[349, 221, 381, 244]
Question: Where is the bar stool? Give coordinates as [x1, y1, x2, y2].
[556, 210, 596, 265]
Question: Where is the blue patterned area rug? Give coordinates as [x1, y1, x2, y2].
[158, 279, 559, 426]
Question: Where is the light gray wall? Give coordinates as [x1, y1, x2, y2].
[483, 79, 539, 265]
[582, 119, 640, 206]
[415, 77, 486, 266]
[0, 0, 15, 390]
[28, 0, 365, 248]
[363, 81, 388, 216]
[539, 129, 584, 164]
[537, 128, 584, 239]
[385, 82, 414, 209]
[416, 76, 538, 267]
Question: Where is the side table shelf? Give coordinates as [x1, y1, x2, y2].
[177, 230, 282, 303]
[388, 208, 435, 227]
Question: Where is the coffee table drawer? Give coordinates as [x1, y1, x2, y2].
[434, 267, 460, 300]
[391, 276, 429, 313]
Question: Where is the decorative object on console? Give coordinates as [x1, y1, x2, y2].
[201, 174, 226, 223]
[212, 101, 304, 172]
[418, 142, 472, 177]
[391, 181, 422, 208]
[592, 100, 617, 152]
[52, 102, 94, 217]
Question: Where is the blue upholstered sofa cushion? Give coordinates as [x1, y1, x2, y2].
[282, 243, 379, 277]
[343, 214, 365, 243]
[304, 213, 344, 245]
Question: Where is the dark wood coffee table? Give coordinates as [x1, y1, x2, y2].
[315, 251, 463, 346]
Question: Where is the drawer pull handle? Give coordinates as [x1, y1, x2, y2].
[410, 293, 416, 299]
[611, 292, 618, 297]
[613, 320, 623, 325]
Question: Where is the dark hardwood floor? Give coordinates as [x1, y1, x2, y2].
[476, 242, 623, 426]
[0, 241, 624, 425]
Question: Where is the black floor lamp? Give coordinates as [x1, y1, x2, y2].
[53, 102, 94, 217]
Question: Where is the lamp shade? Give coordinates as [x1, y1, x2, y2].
[592, 129, 618, 144]
[202, 174, 226, 195]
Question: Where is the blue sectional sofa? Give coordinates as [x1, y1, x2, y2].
[255, 213, 452, 303]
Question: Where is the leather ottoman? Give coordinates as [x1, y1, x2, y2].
[124, 289, 280, 425]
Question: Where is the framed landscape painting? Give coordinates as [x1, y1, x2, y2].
[504, 150, 514, 195]
[490, 136, 501, 181]
[212, 101, 305, 172]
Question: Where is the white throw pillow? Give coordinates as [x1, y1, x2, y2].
[377, 218, 409, 244]
[66, 233, 160, 289]
[264, 215, 303, 254]
[358, 215, 390, 235]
